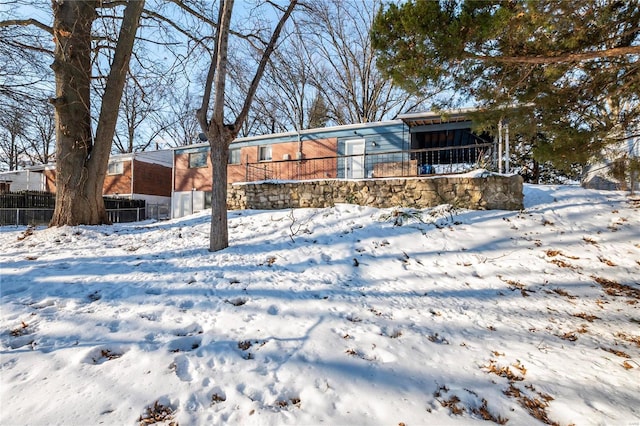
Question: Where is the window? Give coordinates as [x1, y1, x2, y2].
[189, 151, 208, 168]
[107, 161, 124, 175]
[229, 148, 241, 165]
[258, 145, 272, 161]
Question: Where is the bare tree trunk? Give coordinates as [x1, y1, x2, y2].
[50, 0, 144, 226]
[208, 126, 234, 251]
[200, 0, 297, 252]
[49, 0, 97, 225]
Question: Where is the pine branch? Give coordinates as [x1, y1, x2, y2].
[468, 45, 640, 65]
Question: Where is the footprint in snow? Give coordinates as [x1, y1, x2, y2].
[86, 290, 101, 302]
[168, 336, 202, 353]
[83, 345, 128, 365]
[107, 320, 120, 332]
[225, 297, 248, 307]
[179, 300, 195, 310]
[3, 320, 38, 349]
[170, 354, 194, 382]
[209, 387, 227, 405]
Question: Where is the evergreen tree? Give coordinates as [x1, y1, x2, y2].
[371, 0, 640, 171]
[307, 93, 329, 129]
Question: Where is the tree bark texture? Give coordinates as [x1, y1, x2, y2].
[207, 126, 234, 252]
[206, 0, 235, 252]
[49, 0, 144, 226]
[49, 0, 99, 226]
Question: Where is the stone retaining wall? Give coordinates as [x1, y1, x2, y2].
[227, 174, 523, 211]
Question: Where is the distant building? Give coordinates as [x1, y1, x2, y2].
[0, 150, 173, 218]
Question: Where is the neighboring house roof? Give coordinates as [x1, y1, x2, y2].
[108, 149, 173, 167]
[19, 151, 174, 174]
[24, 164, 56, 172]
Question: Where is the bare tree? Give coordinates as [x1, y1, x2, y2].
[2, 1, 145, 223]
[26, 99, 56, 165]
[112, 69, 173, 153]
[194, 0, 298, 251]
[259, 36, 316, 131]
[155, 89, 202, 147]
[0, 105, 26, 171]
[223, 56, 287, 137]
[0, 12, 53, 104]
[299, 0, 425, 124]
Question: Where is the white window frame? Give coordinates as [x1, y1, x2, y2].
[258, 145, 272, 162]
[188, 151, 208, 168]
[107, 161, 124, 175]
[229, 148, 241, 164]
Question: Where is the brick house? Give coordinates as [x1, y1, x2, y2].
[4, 150, 173, 216]
[171, 120, 406, 218]
[101, 151, 173, 205]
[171, 111, 492, 218]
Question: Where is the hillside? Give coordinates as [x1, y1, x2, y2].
[1, 184, 639, 425]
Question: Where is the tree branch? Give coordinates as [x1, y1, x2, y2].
[197, 0, 226, 133]
[468, 45, 640, 65]
[90, 0, 145, 169]
[166, 0, 268, 45]
[211, 0, 233, 129]
[0, 18, 53, 34]
[235, 0, 298, 130]
[142, 9, 209, 47]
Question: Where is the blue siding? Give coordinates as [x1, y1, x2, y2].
[336, 126, 408, 178]
[175, 145, 209, 155]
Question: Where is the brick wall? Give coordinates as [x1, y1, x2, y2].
[44, 170, 56, 193]
[302, 138, 337, 159]
[177, 138, 340, 188]
[133, 160, 172, 196]
[174, 152, 212, 192]
[103, 160, 132, 195]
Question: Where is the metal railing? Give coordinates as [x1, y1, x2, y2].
[0, 208, 54, 226]
[0, 206, 167, 226]
[244, 143, 494, 182]
[146, 203, 171, 220]
[106, 207, 146, 224]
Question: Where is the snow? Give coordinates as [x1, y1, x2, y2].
[1, 184, 639, 425]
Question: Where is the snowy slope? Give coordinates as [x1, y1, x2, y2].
[1, 184, 639, 425]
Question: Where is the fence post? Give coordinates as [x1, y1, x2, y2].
[137, 207, 140, 222]
[16, 208, 20, 226]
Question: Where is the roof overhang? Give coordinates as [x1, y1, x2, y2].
[397, 108, 477, 128]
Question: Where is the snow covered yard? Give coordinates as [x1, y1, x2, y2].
[1, 184, 639, 425]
